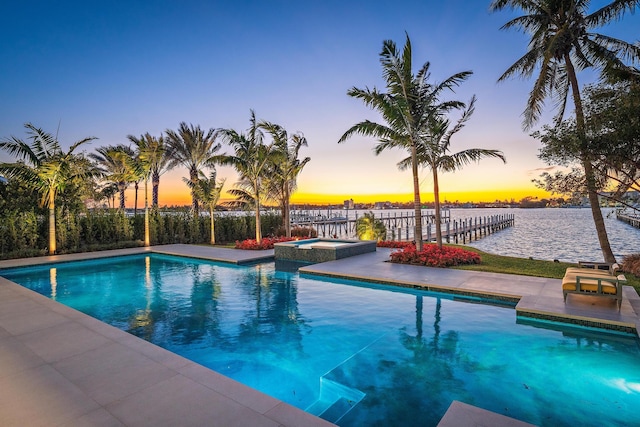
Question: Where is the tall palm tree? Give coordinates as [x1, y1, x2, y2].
[183, 171, 225, 245]
[165, 122, 222, 214]
[128, 133, 167, 246]
[259, 122, 310, 237]
[0, 123, 97, 254]
[128, 133, 172, 209]
[396, 97, 506, 247]
[89, 145, 137, 210]
[491, 0, 640, 263]
[220, 110, 277, 244]
[339, 34, 471, 251]
[151, 136, 171, 209]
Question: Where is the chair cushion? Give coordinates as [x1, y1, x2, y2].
[565, 267, 614, 276]
[562, 276, 618, 295]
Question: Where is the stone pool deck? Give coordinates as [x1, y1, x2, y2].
[1, 244, 639, 426]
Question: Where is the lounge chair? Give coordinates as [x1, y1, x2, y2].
[562, 262, 626, 309]
[564, 261, 620, 276]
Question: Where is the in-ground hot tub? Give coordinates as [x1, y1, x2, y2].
[274, 238, 377, 265]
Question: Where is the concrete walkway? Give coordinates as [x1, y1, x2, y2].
[1, 244, 639, 426]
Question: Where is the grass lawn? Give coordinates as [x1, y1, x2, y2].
[454, 245, 640, 292]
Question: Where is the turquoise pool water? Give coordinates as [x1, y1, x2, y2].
[2, 253, 640, 426]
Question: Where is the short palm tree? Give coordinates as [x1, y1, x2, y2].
[89, 145, 137, 210]
[339, 34, 471, 251]
[165, 122, 222, 214]
[396, 97, 506, 247]
[220, 110, 277, 244]
[183, 171, 225, 245]
[356, 212, 387, 241]
[259, 121, 310, 237]
[0, 123, 97, 254]
[491, 0, 640, 263]
[98, 182, 119, 208]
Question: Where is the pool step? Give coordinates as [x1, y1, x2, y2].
[306, 378, 365, 423]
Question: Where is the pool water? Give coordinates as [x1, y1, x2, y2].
[2, 253, 640, 426]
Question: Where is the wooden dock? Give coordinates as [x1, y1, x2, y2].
[617, 212, 640, 229]
[290, 209, 514, 243]
[423, 214, 514, 244]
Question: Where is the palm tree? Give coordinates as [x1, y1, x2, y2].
[98, 182, 119, 208]
[491, 0, 640, 263]
[151, 136, 172, 209]
[220, 110, 277, 244]
[128, 133, 167, 246]
[89, 145, 137, 210]
[183, 171, 225, 245]
[165, 122, 222, 214]
[0, 123, 96, 254]
[339, 34, 471, 251]
[259, 122, 310, 237]
[128, 133, 172, 209]
[395, 97, 506, 247]
[355, 211, 387, 241]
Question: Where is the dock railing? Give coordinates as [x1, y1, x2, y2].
[290, 209, 514, 243]
[617, 212, 640, 229]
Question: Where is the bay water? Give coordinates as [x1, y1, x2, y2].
[299, 207, 640, 263]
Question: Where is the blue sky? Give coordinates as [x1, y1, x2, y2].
[1, 1, 638, 205]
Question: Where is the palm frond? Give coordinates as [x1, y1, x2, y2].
[497, 47, 543, 82]
[339, 121, 396, 144]
[0, 136, 40, 165]
[586, 0, 640, 27]
[440, 149, 507, 172]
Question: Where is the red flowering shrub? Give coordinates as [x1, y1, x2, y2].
[376, 241, 415, 249]
[389, 244, 481, 267]
[235, 237, 296, 250]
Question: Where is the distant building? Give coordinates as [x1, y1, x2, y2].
[374, 201, 392, 209]
[344, 199, 354, 209]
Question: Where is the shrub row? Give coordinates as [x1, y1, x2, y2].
[0, 209, 284, 259]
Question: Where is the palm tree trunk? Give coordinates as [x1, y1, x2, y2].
[118, 182, 126, 210]
[152, 170, 160, 208]
[255, 198, 262, 244]
[565, 55, 616, 263]
[411, 141, 423, 251]
[190, 167, 199, 215]
[134, 182, 139, 216]
[284, 185, 291, 237]
[144, 178, 150, 247]
[48, 192, 56, 255]
[433, 167, 443, 248]
[210, 205, 215, 245]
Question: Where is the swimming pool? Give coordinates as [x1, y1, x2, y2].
[2, 253, 640, 426]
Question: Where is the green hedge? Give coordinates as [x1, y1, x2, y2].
[0, 208, 283, 260]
